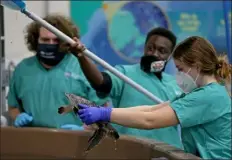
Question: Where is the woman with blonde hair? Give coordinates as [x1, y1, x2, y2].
[75, 36, 231, 159]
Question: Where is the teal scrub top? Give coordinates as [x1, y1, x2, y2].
[105, 64, 183, 149]
[170, 83, 231, 159]
[7, 54, 107, 128]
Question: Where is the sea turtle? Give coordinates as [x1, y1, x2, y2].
[58, 93, 120, 152]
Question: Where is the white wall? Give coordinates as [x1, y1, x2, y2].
[47, 1, 70, 17]
[1, 1, 70, 113]
[3, 1, 70, 65]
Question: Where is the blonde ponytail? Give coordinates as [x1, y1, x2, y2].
[215, 54, 231, 96]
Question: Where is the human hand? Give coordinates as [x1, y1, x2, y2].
[60, 124, 84, 131]
[77, 104, 112, 125]
[14, 113, 33, 127]
[70, 37, 86, 57]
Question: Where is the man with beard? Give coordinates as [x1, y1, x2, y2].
[71, 27, 183, 149]
[7, 14, 107, 130]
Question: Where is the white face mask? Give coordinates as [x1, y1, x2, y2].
[150, 60, 166, 72]
[150, 55, 172, 73]
[176, 68, 199, 93]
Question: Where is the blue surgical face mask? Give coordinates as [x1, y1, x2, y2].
[36, 44, 66, 66]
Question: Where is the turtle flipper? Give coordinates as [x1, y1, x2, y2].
[87, 128, 100, 143]
[85, 128, 107, 152]
[106, 123, 120, 140]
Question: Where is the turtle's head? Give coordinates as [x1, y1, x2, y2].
[64, 93, 96, 107]
[64, 93, 77, 106]
[65, 92, 71, 98]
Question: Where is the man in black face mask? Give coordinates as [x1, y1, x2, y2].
[36, 27, 66, 68]
[70, 27, 184, 149]
[140, 28, 174, 79]
[7, 14, 108, 130]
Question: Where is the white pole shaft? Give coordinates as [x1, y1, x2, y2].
[22, 9, 163, 104]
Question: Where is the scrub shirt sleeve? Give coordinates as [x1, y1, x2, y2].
[105, 65, 125, 99]
[7, 69, 20, 108]
[170, 88, 228, 128]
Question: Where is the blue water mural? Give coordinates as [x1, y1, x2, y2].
[71, 1, 231, 73]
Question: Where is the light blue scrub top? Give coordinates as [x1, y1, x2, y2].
[7, 54, 107, 128]
[170, 82, 231, 159]
[104, 64, 183, 149]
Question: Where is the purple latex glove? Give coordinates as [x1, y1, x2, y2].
[78, 104, 112, 125]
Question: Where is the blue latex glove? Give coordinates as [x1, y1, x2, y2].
[78, 104, 112, 125]
[60, 124, 84, 131]
[14, 113, 33, 127]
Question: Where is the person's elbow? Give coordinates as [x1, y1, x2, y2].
[142, 113, 158, 130]
[142, 108, 179, 130]
[93, 72, 112, 95]
[143, 120, 157, 130]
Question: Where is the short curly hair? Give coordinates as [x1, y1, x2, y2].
[24, 14, 79, 53]
[145, 27, 176, 51]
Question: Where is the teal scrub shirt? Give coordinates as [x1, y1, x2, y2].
[8, 54, 107, 128]
[105, 64, 183, 149]
[170, 83, 231, 159]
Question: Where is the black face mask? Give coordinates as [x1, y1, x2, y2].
[36, 44, 66, 66]
[140, 55, 167, 79]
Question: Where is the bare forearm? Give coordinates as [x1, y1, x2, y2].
[123, 101, 169, 112]
[71, 37, 104, 87]
[110, 104, 179, 129]
[150, 101, 170, 111]
[124, 105, 153, 112]
[77, 55, 103, 86]
[8, 107, 21, 121]
[110, 108, 154, 129]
